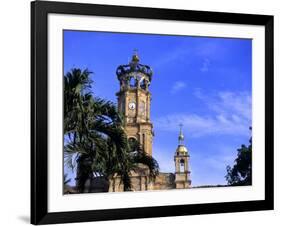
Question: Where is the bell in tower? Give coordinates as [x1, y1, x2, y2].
[174, 124, 191, 188]
[116, 51, 154, 156]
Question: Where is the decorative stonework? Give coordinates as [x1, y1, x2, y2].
[116, 52, 153, 156]
[112, 53, 191, 192]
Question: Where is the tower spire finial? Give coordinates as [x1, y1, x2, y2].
[131, 49, 140, 63]
[178, 123, 184, 145]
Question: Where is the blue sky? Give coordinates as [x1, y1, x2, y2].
[64, 30, 252, 187]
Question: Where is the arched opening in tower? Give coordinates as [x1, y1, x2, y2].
[129, 77, 136, 88]
[180, 159, 185, 172]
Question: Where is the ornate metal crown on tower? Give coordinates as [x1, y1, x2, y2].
[116, 51, 153, 91]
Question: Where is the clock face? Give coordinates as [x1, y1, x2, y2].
[128, 102, 136, 110]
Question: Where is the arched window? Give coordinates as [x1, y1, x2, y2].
[129, 77, 136, 87]
[128, 137, 138, 153]
[128, 137, 137, 146]
[140, 79, 146, 90]
[180, 159, 185, 172]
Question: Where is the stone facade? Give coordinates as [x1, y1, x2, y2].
[108, 170, 176, 192]
[116, 61, 153, 156]
[111, 52, 191, 192]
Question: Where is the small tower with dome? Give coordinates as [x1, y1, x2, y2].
[174, 124, 191, 188]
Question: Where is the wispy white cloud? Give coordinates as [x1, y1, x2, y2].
[195, 90, 252, 121]
[189, 144, 239, 186]
[154, 90, 252, 137]
[170, 81, 187, 94]
[153, 142, 239, 186]
[196, 40, 226, 58]
[201, 150, 235, 171]
[153, 146, 175, 173]
[152, 43, 190, 69]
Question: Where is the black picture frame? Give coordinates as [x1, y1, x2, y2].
[31, 0, 274, 224]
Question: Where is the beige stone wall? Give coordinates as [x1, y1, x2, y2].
[174, 152, 191, 188]
[114, 70, 191, 193]
[117, 88, 153, 156]
[109, 170, 176, 192]
[150, 173, 176, 190]
[109, 164, 151, 192]
[175, 173, 191, 188]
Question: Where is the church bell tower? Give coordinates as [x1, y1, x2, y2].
[116, 51, 153, 156]
[174, 125, 191, 188]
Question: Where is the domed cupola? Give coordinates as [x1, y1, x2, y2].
[116, 50, 153, 91]
[176, 124, 188, 155]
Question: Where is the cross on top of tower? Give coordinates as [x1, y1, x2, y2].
[179, 123, 183, 130]
[133, 48, 138, 55]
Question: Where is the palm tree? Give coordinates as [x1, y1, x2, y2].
[92, 133, 159, 191]
[64, 68, 159, 193]
[63, 174, 71, 185]
[64, 68, 92, 134]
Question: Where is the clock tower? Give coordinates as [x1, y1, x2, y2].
[116, 51, 153, 156]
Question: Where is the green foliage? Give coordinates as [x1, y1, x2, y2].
[63, 68, 159, 193]
[225, 129, 252, 186]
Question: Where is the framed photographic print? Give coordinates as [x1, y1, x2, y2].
[31, 0, 274, 224]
